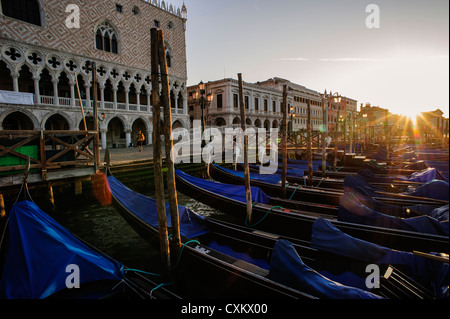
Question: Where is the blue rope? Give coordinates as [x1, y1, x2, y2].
[245, 205, 283, 227]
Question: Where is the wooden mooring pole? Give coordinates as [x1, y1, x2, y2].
[322, 96, 328, 177]
[158, 29, 181, 253]
[238, 73, 253, 224]
[91, 61, 100, 171]
[151, 27, 171, 274]
[281, 85, 288, 199]
[307, 99, 313, 186]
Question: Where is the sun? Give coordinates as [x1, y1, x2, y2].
[399, 110, 422, 125]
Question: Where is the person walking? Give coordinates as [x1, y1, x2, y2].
[137, 130, 145, 152]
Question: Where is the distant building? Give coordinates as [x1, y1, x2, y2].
[323, 91, 358, 134]
[0, 0, 189, 148]
[417, 109, 449, 143]
[360, 104, 392, 143]
[257, 78, 324, 132]
[187, 78, 288, 131]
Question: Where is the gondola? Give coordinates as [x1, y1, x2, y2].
[106, 173, 313, 299]
[0, 159, 180, 300]
[106, 171, 447, 299]
[0, 199, 179, 299]
[244, 163, 430, 193]
[211, 164, 448, 207]
[175, 169, 449, 254]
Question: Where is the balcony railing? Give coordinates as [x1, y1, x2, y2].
[0, 90, 187, 115]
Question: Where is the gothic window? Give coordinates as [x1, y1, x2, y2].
[95, 21, 119, 54]
[165, 42, 173, 68]
[1, 0, 41, 26]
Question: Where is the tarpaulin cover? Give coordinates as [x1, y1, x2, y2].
[405, 180, 449, 201]
[108, 176, 209, 239]
[341, 187, 407, 218]
[0, 201, 124, 299]
[268, 239, 383, 299]
[311, 217, 449, 298]
[249, 164, 304, 177]
[176, 169, 271, 204]
[343, 175, 380, 197]
[424, 161, 449, 182]
[215, 164, 282, 184]
[339, 191, 449, 236]
[345, 174, 449, 201]
[358, 168, 443, 184]
[407, 168, 444, 183]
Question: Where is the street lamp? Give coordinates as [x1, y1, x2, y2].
[289, 106, 296, 134]
[192, 81, 212, 146]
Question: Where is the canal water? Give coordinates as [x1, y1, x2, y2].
[41, 164, 229, 276]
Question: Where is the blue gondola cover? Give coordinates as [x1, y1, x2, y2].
[215, 164, 283, 184]
[176, 169, 271, 204]
[405, 179, 449, 201]
[268, 239, 383, 299]
[338, 191, 449, 236]
[108, 176, 210, 239]
[0, 201, 124, 299]
[311, 217, 449, 298]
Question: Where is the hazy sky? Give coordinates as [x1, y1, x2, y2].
[170, 0, 449, 117]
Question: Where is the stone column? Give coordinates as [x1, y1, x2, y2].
[100, 129, 107, 149]
[99, 83, 105, 109]
[125, 88, 130, 110]
[183, 92, 188, 114]
[84, 83, 91, 109]
[113, 87, 118, 110]
[136, 90, 140, 109]
[125, 129, 132, 147]
[69, 80, 76, 107]
[33, 75, 40, 104]
[12, 73, 19, 92]
[52, 79, 59, 106]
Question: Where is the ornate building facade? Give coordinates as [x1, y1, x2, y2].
[187, 78, 291, 132]
[0, 0, 189, 148]
[257, 78, 325, 132]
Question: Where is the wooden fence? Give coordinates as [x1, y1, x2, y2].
[0, 130, 99, 182]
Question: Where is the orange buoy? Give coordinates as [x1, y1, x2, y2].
[92, 172, 111, 206]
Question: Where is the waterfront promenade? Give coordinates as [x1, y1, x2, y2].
[100, 145, 158, 166]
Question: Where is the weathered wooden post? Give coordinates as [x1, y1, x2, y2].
[281, 85, 288, 198]
[238, 73, 252, 224]
[91, 61, 100, 171]
[75, 74, 87, 132]
[385, 109, 390, 163]
[158, 29, 181, 252]
[151, 28, 171, 273]
[322, 95, 327, 177]
[307, 99, 313, 186]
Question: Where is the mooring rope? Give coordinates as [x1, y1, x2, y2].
[245, 205, 283, 227]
